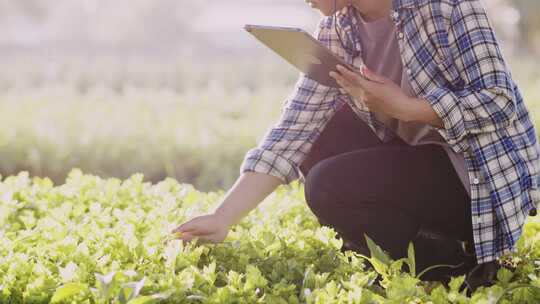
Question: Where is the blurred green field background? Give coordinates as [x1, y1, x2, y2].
[0, 56, 538, 192]
[0, 56, 300, 191]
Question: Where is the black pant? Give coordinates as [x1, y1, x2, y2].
[300, 103, 475, 280]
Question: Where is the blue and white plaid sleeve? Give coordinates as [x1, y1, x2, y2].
[423, 0, 517, 147]
[240, 18, 345, 184]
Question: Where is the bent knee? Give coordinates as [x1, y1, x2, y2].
[304, 159, 337, 212]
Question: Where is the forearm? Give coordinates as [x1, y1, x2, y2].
[213, 171, 283, 227]
[405, 97, 444, 129]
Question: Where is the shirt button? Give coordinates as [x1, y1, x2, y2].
[473, 177, 480, 185]
[398, 32, 404, 39]
[406, 68, 412, 75]
[391, 11, 399, 19]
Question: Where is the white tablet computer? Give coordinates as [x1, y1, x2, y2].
[244, 24, 362, 88]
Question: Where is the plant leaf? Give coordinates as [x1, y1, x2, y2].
[364, 233, 391, 266]
[123, 277, 146, 301]
[496, 267, 514, 285]
[95, 271, 117, 300]
[128, 293, 170, 304]
[407, 242, 416, 277]
[50, 283, 88, 303]
[128, 296, 159, 304]
[448, 274, 466, 292]
[368, 256, 388, 276]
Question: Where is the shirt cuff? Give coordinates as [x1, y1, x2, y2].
[240, 148, 300, 185]
[423, 87, 468, 153]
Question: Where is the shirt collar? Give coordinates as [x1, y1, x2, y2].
[336, 1, 418, 24]
[334, 5, 363, 55]
[333, 1, 420, 56]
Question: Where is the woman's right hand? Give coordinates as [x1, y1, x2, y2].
[169, 213, 231, 244]
[166, 172, 283, 245]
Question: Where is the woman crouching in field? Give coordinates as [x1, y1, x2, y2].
[171, 0, 540, 293]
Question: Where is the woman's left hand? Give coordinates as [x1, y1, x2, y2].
[330, 65, 416, 122]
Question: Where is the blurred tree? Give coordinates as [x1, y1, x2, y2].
[514, 0, 540, 51]
[485, 0, 540, 53]
[484, 0, 521, 53]
[6, 0, 48, 21]
[0, 0, 536, 57]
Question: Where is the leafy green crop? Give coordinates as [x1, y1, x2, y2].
[0, 170, 539, 303]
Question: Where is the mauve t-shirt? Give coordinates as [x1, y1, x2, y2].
[354, 11, 471, 196]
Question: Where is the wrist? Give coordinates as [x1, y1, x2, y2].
[213, 208, 238, 228]
[399, 97, 421, 122]
[404, 97, 445, 129]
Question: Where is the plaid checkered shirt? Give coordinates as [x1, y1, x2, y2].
[240, 0, 540, 264]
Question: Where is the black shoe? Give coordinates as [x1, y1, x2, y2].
[438, 253, 477, 286]
[460, 261, 500, 296]
[414, 234, 477, 283]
